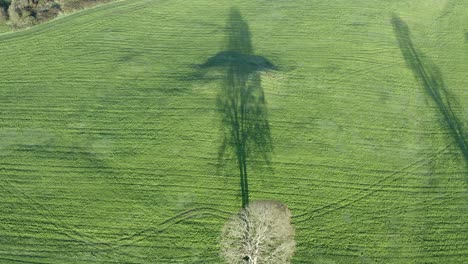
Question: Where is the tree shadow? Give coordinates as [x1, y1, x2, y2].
[199, 8, 275, 207]
[392, 15, 468, 175]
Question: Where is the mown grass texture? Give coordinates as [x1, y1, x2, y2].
[0, 0, 467, 263]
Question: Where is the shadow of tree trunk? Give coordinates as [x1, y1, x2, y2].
[392, 15, 468, 177]
[200, 8, 274, 208]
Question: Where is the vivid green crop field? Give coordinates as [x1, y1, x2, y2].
[0, 0, 467, 263]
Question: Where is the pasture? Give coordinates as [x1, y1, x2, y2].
[0, 0, 467, 263]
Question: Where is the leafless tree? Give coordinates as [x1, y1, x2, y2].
[220, 200, 295, 264]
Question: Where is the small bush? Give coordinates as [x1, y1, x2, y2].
[7, 0, 61, 29]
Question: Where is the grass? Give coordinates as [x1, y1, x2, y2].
[0, 0, 467, 263]
[0, 22, 8, 33]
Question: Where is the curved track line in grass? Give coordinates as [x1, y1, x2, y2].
[91, 209, 230, 262]
[0, 177, 231, 257]
[1, 176, 231, 259]
[292, 143, 452, 223]
[295, 191, 457, 236]
[108, 207, 231, 246]
[74, 208, 231, 262]
[1, 171, 231, 259]
[0, 178, 110, 251]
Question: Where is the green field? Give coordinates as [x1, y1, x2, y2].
[1, 0, 467, 263]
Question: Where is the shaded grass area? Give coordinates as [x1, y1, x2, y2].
[392, 14, 468, 173]
[199, 8, 274, 208]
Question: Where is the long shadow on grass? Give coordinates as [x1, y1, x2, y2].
[200, 8, 275, 207]
[392, 15, 468, 175]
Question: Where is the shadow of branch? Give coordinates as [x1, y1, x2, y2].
[392, 14, 468, 174]
[199, 8, 275, 207]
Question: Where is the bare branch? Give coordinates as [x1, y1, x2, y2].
[220, 200, 296, 263]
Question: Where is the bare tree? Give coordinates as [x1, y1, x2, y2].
[220, 200, 295, 264]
